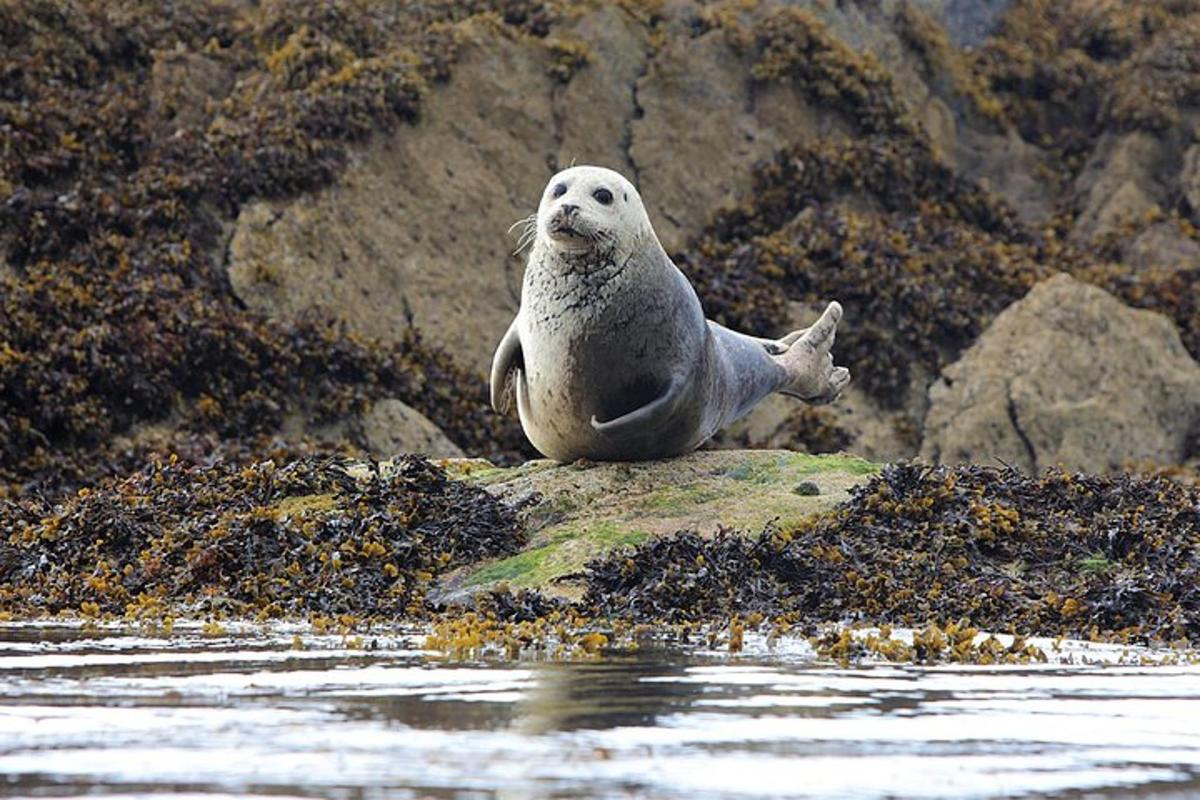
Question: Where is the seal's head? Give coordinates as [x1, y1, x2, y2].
[536, 165, 652, 257]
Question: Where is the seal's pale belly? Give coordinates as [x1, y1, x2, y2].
[515, 274, 709, 461]
[489, 164, 849, 462]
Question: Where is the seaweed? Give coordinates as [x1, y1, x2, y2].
[679, 136, 1060, 405]
[582, 463, 1200, 646]
[0, 455, 524, 620]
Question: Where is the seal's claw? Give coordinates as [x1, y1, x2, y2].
[804, 368, 852, 405]
[800, 302, 842, 350]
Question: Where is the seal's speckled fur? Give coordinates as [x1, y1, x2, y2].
[491, 166, 849, 461]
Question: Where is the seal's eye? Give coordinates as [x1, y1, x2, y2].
[593, 188, 614, 205]
[551, 183, 567, 198]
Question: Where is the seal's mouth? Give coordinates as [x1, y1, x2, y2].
[547, 219, 595, 248]
[550, 221, 585, 238]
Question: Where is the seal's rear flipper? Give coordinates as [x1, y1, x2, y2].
[490, 319, 524, 415]
[775, 302, 851, 403]
[591, 374, 684, 437]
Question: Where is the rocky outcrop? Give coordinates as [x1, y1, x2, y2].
[922, 274, 1200, 473]
[425, 449, 877, 601]
[223, 0, 1041, 379]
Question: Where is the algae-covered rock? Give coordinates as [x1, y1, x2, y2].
[584, 461, 1200, 644]
[433, 449, 878, 601]
[922, 274, 1200, 473]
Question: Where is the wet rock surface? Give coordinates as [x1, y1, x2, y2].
[922, 274, 1200, 474]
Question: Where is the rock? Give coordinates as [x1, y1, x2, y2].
[917, 0, 1013, 47]
[359, 398, 463, 459]
[630, 13, 825, 255]
[1124, 221, 1200, 273]
[555, 4, 649, 170]
[226, 13, 649, 376]
[954, 126, 1054, 225]
[221, 0, 1059, 381]
[922, 274, 1200, 473]
[149, 44, 233, 135]
[1184, 144, 1200, 220]
[422, 449, 877, 601]
[1071, 133, 1166, 243]
[227, 21, 564, 376]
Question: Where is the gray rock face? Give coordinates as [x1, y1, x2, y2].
[217, 0, 1062, 459]
[922, 274, 1200, 473]
[1124, 221, 1200, 273]
[1184, 144, 1200, 221]
[359, 398, 463, 459]
[629, 20, 824, 255]
[227, 20, 574, 377]
[1071, 133, 1166, 244]
[224, 0, 1048, 380]
[911, 0, 1013, 47]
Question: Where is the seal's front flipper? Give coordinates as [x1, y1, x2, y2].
[591, 374, 684, 437]
[490, 318, 523, 415]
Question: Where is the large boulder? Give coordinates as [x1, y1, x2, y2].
[922, 274, 1200, 473]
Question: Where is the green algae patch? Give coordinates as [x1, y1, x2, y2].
[431, 450, 878, 602]
[463, 522, 650, 592]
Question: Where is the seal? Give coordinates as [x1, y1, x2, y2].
[491, 165, 850, 461]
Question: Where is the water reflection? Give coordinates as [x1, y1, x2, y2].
[518, 654, 696, 733]
[0, 625, 1198, 799]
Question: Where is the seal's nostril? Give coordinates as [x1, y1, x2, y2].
[561, 203, 579, 216]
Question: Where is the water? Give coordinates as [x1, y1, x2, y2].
[1, 623, 1198, 799]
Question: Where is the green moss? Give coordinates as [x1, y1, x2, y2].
[787, 452, 880, 476]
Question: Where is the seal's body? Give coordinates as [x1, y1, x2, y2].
[491, 166, 849, 462]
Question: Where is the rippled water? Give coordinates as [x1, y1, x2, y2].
[1, 624, 1198, 799]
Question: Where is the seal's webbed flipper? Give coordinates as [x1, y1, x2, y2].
[591, 374, 684, 437]
[490, 318, 523, 415]
[776, 301, 851, 403]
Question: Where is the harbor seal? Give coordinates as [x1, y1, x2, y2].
[490, 165, 850, 461]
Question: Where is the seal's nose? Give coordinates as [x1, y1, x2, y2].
[560, 203, 579, 216]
